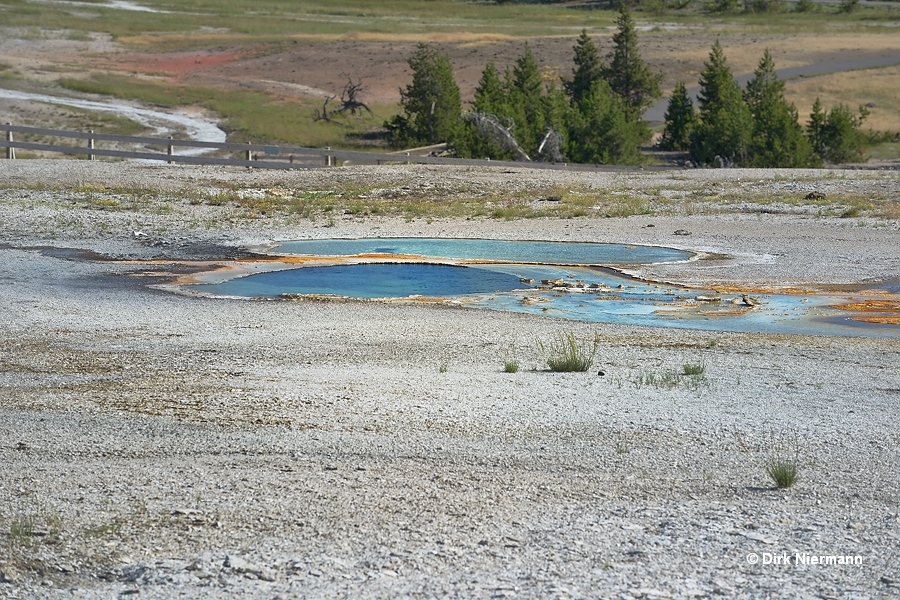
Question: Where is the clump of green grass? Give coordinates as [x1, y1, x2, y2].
[540, 331, 599, 372]
[633, 369, 681, 389]
[682, 362, 705, 376]
[503, 359, 520, 373]
[631, 362, 709, 391]
[9, 513, 36, 542]
[8, 503, 62, 544]
[765, 458, 798, 488]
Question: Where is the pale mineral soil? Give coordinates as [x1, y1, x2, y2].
[0, 160, 899, 599]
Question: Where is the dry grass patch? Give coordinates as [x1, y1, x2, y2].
[786, 65, 900, 133]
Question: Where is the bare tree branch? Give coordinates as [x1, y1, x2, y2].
[332, 75, 375, 118]
[462, 111, 531, 162]
[314, 95, 338, 123]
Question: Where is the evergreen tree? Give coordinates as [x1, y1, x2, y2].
[807, 102, 869, 163]
[567, 81, 646, 165]
[454, 62, 516, 159]
[385, 44, 462, 148]
[472, 62, 507, 115]
[538, 82, 570, 161]
[564, 29, 605, 104]
[744, 50, 818, 167]
[604, 4, 662, 115]
[690, 40, 752, 165]
[508, 44, 546, 156]
[659, 82, 695, 151]
[805, 98, 828, 158]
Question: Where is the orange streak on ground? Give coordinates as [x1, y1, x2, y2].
[851, 315, 900, 325]
[115, 50, 244, 76]
[837, 299, 900, 313]
[835, 299, 900, 326]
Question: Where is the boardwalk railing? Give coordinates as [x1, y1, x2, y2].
[0, 122, 642, 172]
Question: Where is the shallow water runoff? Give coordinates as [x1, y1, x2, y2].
[197, 238, 898, 338]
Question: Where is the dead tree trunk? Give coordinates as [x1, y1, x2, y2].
[333, 75, 374, 117]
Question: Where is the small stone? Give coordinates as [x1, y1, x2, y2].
[224, 555, 276, 582]
[743, 532, 776, 544]
[673, 229, 691, 236]
[0, 565, 20, 584]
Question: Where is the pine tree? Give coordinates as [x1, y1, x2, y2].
[567, 81, 646, 165]
[806, 98, 828, 158]
[744, 49, 818, 167]
[564, 29, 604, 104]
[385, 44, 462, 148]
[690, 40, 752, 165]
[659, 82, 695, 151]
[508, 44, 546, 156]
[604, 4, 662, 115]
[454, 62, 516, 159]
[808, 102, 869, 163]
[538, 82, 570, 161]
[473, 62, 507, 115]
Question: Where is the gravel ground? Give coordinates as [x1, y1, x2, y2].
[1, 160, 899, 599]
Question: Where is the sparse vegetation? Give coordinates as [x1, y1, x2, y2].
[631, 362, 709, 390]
[765, 458, 799, 488]
[682, 362, 706, 376]
[7, 503, 62, 544]
[503, 359, 520, 373]
[540, 331, 600, 372]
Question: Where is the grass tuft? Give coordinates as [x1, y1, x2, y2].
[765, 458, 798, 488]
[503, 359, 520, 373]
[540, 331, 599, 373]
[682, 362, 705, 376]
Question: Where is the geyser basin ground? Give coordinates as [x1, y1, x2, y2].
[195, 238, 899, 337]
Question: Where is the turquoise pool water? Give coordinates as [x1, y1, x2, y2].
[272, 238, 691, 265]
[197, 238, 898, 337]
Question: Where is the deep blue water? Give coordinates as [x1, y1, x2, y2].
[210, 263, 527, 299]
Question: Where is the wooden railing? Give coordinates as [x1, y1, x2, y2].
[0, 122, 641, 172]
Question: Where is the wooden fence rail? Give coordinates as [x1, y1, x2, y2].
[0, 122, 644, 172]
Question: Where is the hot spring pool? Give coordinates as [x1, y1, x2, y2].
[195, 238, 899, 337]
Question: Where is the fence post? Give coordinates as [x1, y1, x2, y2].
[88, 130, 95, 161]
[325, 147, 331, 167]
[246, 142, 252, 162]
[5, 123, 14, 160]
[167, 136, 174, 164]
